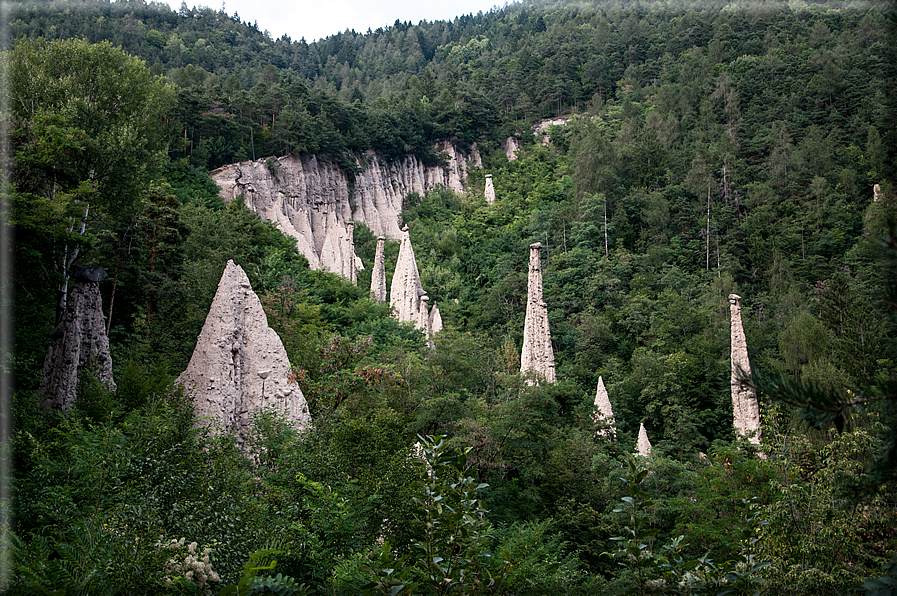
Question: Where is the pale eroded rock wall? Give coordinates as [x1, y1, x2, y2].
[520, 242, 556, 384]
[729, 294, 761, 445]
[177, 260, 311, 440]
[485, 174, 496, 204]
[210, 143, 481, 280]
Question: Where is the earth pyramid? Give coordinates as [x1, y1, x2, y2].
[520, 242, 555, 384]
[593, 376, 616, 438]
[178, 260, 311, 440]
[729, 294, 761, 445]
[40, 266, 115, 411]
[637, 423, 652, 457]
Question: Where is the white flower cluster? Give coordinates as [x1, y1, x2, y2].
[158, 537, 221, 596]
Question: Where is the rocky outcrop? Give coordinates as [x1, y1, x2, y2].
[40, 267, 115, 410]
[370, 236, 387, 304]
[210, 143, 481, 280]
[637, 423, 652, 457]
[533, 117, 571, 146]
[485, 174, 496, 204]
[874, 183, 882, 202]
[178, 260, 310, 440]
[520, 242, 556, 384]
[729, 294, 761, 445]
[503, 137, 520, 161]
[593, 376, 616, 438]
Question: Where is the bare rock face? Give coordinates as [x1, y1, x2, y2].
[532, 117, 571, 146]
[874, 183, 882, 202]
[370, 236, 387, 304]
[637, 423, 652, 457]
[40, 273, 115, 410]
[729, 294, 761, 445]
[484, 174, 496, 204]
[503, 137, 520, 161]
[520, 242, 556, 384]
[593, 376, 616, 438]
[210, 144, 481, 280]
[178, 260, 310, 439]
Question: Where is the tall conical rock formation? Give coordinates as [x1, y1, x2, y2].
[370, 236, 387, 304]
[40, 266, 115, 410]
[390, 226, 427, 328]
[340, 222, 359, 285]
[729, 294, 761, 445]
[210, 143, 481, 280]
[178, 260, 310, 440]
[429, 305, 443, 335]
[520, 242, 555, 384]
[637, 423, 652, 457]
[485, 174, 496, 204]
[593, 376, 616, 438]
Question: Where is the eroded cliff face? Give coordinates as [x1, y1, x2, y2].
[211, 143, 481, 279]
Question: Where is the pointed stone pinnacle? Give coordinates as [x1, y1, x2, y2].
[593, 376, 616, 438]
[637, 423, 652, 457]
[371, 236, 387, 304]
[729, 293, 761, 445]
[178, 260, 311, 438]
[520, 242, 555, 384]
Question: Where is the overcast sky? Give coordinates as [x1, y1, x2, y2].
[162, 0, 512, 43]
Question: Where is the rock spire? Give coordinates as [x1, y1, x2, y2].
[637, 423, 652, 456]
[429, 305, 443, 335]
[390, 226, 427, 326]
[40, 266, 115, 410]
[520, 242, 556, 384]
[729, 294, 761, 445]
[593, 376, 616, 438]
[341, 222, 359, 285]
[177, 260, 311, 440]
[370, 236, 387, 304]
[388, 227, 444, 345]
[485, 174, 496, 204]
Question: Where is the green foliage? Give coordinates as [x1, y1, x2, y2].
[217, 549, 307, 596]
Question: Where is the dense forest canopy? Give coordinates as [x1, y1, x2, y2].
[4, 0, 897, 593]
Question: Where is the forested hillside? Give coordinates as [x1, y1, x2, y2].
[6, 0, 897, 593]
